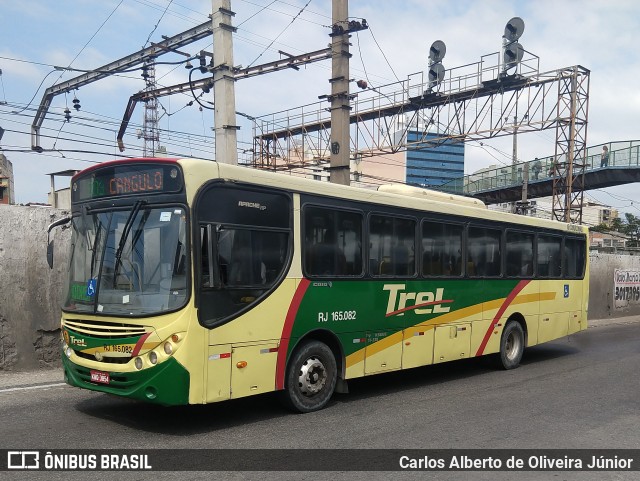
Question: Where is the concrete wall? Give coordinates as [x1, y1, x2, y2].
[0, 205, 70, 369]
[0, 202, 636, 370]
[588, 252, 640, 319]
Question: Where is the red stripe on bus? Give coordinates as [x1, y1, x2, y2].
[276, 278, 311, 390]
[475, 280, 530, 356]
[131, 332, 152, 357]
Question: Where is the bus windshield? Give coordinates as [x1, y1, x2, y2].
[63, 204, 188, 316]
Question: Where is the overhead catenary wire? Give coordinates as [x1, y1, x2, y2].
[53, 0, 125, 85]
[142, 0, 174, 48]
[237, 0, 278, 27]
[246, 0, 314, 68]
[236, 0, 326, 27]
[367, 25, 400, 83]
[129, 0, 205, 25]
[10, 69, 59, 114]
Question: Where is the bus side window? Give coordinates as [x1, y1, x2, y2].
[304, 207, 362, 277]
[422, 221, 462, 277]
[467, 226, 502, 278]
[370, 215, 416, 277]
[538, 235, 562, 278]
[564, 237, 586, 278]
[506, 231, 534, 277]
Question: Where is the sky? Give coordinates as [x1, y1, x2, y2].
[1, 0, 639, 221]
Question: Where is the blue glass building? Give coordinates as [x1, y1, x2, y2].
[405, 131, 465, 188]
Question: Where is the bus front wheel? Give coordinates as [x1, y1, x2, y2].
[281, 340, 337, 413]
[499, 321, 525, 370]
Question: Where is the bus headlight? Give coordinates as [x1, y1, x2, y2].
[163, 342, 173, 355]
[148, 351, 158, 365]
[65, 347, 73, 358]
[134, 357, 143, 370]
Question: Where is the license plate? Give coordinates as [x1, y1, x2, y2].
[90, 370, 110, 384]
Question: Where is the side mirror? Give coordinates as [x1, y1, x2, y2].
[46, 216, 72, 269]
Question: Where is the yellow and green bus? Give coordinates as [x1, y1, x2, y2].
[51, 157, 588, 412]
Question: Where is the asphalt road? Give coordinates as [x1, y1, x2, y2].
[1, 318, 639, 481]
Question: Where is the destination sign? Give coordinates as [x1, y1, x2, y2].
[72, 163, 182, 202]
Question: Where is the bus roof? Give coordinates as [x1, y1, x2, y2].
[99, 157, 586, 235]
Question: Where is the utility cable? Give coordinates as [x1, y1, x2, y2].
[246, 0, 314, 68]
[368, 25, 400, 82]
[53, 0, 125, 84]
[236, 0, 325, 27]
[10, 69, 58, 114]
[237, 0, 278, 27]
[143, 0, 174, 48]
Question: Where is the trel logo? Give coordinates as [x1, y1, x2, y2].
[69, 336, 87, 347]
[383, 284, 453, 317]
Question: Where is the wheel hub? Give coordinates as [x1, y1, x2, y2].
[505, 332, 522, 361]
[298, 356, 327, 396]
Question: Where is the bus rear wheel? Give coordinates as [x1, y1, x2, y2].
[499, 321, 525, 370]
[281, 340, 337, 413]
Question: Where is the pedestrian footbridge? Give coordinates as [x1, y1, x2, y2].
[437, 141, 640, 204]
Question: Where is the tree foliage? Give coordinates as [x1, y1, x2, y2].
[593, 213, 640, 247]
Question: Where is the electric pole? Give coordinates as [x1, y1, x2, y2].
[141, 58, 159, 157]
[329, 0, 351, 185]
[212, 0, 238, 165]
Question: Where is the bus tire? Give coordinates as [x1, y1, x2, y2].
[499, 321, 525, 370]
[281, 340, 337, 413]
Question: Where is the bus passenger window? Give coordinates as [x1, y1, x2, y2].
[564, 237, 586, 278]
[467, 227, 502, 277]
[304, 207, 362, 277]
[370, 215, 416, 277]
[537, 235, 562, 278]
[506, 231, 534, 277]
[422, 221, 463, 277]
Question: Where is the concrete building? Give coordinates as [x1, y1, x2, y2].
[0, 153, 15, 204]
[590, 231, 629, 249]
[488, 195, 619, 228]
[47, 170, 79, 209]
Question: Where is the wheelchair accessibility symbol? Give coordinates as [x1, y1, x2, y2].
[86, 278, 97, 297]
[564, 284, 569, 298]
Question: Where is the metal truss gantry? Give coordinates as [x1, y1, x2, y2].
[551, 66, 589, 223]
[252, 52, 590, 222]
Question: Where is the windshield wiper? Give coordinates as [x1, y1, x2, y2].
[113, 200, 146, 287]
[89, 217, 103, 279]
[80, 205, 92, 251]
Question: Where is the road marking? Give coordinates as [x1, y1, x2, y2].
[0, 383, 66, 393]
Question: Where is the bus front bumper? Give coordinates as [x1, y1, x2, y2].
[61, 354, 190, 406]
